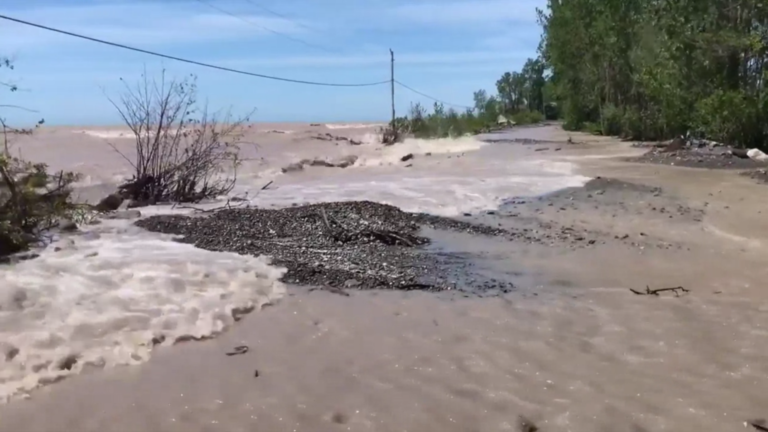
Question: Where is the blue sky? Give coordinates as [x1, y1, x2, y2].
[0, 0, 545, 125]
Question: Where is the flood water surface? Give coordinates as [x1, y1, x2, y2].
[1, 123, 767, 431]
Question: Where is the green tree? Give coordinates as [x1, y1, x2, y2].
[521, 58, 546, 113]
[394, 58, 548, 139]
[473, 90, 489, 113]
[538, 0, 768, 148]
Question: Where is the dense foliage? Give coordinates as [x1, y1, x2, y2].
[0, 58, 81, 257]
[388, 60, 550, 140]
[539, 0, 768, 148]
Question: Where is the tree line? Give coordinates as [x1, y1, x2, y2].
[389, 58, 553, 140]
[538, 0, 768, 149]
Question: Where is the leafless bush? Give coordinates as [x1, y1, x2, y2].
[107, 71, 253, 206]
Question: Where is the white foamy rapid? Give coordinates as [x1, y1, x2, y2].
[233, 133, 590, 216]
[352, 135, 487, 167]
[0, 220, 286, 403]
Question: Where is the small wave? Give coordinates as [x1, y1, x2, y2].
[324, 123, 384, 130]
[354, 136, 487, 167]
[71, 172, 132, 189]
[75, 130, 134, 140]
[0, 220, 286, 402]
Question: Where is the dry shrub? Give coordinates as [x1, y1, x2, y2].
[108, 71, 253, 206]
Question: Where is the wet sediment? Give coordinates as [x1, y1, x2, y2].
[134, 178, 703, 294]
[135, 201, 522, 294]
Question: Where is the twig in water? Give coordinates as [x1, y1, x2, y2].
[225, 345, 250, 356]
[310, 286, 350, 297]
[174, 186, 258, 213]
[175, 197, 249, 213]
[748, 420, 768, 432]
[629, 286, 690, 296]
[249, 179, 274, 201]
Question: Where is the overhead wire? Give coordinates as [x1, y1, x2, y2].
[208, 2, 473, 110]
[0, 14, 389, 87]
[240, 0, 332, 39]
[394, 80, 473, 110]
[192, 0, 338, 54]
[0, 14, 478, 108]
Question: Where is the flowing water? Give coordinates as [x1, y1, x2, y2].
[1, 123, 767, 432]
[0, 123, 588, 402]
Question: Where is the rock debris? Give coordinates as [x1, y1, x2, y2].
[135, 201, 520, 293]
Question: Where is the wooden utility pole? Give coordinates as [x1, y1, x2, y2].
[390, 48, 395, 125]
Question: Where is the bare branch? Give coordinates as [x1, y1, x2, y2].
[108, 71, 254, 206]
[0, 104, 39, 113]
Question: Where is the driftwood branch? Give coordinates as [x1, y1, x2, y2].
[317, 208, 425, 247]
[309, 285, 350, 297]
[730, 148, 750, 159]
[319, 207, 332, 231]
[174, 196, 247, 213]
[171, 179, 274, 214]
[629, 286, 690, 296]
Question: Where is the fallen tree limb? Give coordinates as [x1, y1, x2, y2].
[730, 148, 750, 159]
[630, 286, 690, 296]
[318, 208, 425, 246]
[173, 196, 249, 213]
[171, 179, 274, 213]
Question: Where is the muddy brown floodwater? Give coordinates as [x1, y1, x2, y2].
[1, 125, 767, 432]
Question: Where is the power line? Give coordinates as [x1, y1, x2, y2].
[240, 0, 332, 39]
[193, 0, 336, 54]
[394, 80, 473, 110]
[1, 14, 477, 109]
[0, 14, 389, 87]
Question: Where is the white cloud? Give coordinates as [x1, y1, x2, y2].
[391, 0, 546, 25]
[0, 2, 309, 50]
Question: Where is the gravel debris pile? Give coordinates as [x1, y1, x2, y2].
[630, 144, 768, 169]
[135, 201, 515, 292]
